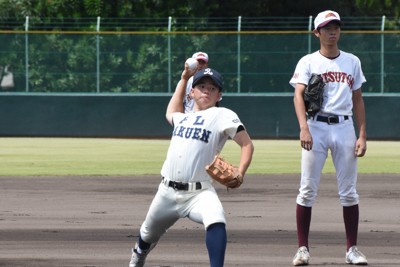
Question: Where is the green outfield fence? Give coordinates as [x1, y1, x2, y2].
[1, 16, 400, 94]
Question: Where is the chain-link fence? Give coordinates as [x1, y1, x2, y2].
[1, 16, 399, 94]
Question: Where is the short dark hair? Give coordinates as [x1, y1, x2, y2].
[317, 20, 342, 31]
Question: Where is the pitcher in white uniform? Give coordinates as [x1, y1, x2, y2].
[289, 10, 368, 266]
[129, 65, 254, 267]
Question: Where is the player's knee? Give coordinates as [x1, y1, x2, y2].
[339, 194, 359, 206]
[140, 224, 165, 244]
[296, 193, 317, 207]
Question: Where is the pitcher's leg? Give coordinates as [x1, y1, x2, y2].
[206, 223, 227, 267]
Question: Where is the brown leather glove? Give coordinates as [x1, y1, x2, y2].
[205, 155, 243, 189]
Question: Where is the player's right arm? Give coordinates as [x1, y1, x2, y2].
[293, 83, 313, 151]
[166, 63, 196, 125]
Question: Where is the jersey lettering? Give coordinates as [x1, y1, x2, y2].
[184, 128, 194, 138]
[173, 125, 212, 143]
[178, 116, 189, 124]
[321, 71, 354, 89]
[199, 129, 212, 142]
[193, 116, 205, 125]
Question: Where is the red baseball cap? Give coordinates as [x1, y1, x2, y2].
[314, 10, 342, 30]
[192, 52, 209, 63]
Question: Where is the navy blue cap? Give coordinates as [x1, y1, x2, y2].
[192, 68, 223, 90]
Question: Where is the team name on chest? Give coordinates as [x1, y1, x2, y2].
[172, 115, 212, 143]
[321, 71, 354, 89]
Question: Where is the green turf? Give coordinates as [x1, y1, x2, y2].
[0, 138, 399, 176]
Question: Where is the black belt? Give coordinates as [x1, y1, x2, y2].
[316, 115, 349, 124]
[162, 177, 202, 191]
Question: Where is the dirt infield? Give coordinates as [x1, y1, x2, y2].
[1, 174, 399, 267]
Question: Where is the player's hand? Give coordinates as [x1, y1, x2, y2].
[355, 138, 367, 157]
[181, 62, 197, 81]
[300, 128, 313, 151]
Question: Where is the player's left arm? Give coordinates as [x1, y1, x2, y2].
[232, 128, 254, 177]
[352, 88, 367, 157]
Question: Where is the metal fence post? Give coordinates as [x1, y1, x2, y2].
[96, 16, 101, 93]
[168, 16, 172, 93]
[237, 16, 241, 93]
[308, 16, 312, 54]
[25, 16, 29, 92]
[381, 15, 385, 94]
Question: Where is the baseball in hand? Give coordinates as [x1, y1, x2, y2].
[185, 58, 198, 72]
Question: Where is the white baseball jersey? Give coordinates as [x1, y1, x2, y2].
[161, 107, 243, 183]
[183, 77, 195, 113]
[289, 50, 366, 115]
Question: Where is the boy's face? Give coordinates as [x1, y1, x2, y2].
[314, 21, 341, 44]
[196, 59, 208, 71]
[191, 77, 221, 110]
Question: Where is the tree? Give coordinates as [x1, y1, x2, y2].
[0, 0, 398, 93]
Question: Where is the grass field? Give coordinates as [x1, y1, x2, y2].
[0, 137, 399, 176]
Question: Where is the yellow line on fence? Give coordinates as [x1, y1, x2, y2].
[1, 30, 400, 35]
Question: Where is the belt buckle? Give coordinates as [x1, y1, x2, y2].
[327, 116, 337, 124]
[172, 181, 186, 191]
[171, 181, 180, 190]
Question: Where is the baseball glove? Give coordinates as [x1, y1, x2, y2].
[205, 155, 243, 189]
[304, 73, 325, 118]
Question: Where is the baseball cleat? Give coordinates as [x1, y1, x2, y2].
[345, 246, 368, 265]
[292, 246, 310, 266]
[129, 242, 156, 267]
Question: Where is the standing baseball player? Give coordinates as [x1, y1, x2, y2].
[290, 10, 368, 266]
[129, 64, 254, 267]
[184, 51, 209, 113]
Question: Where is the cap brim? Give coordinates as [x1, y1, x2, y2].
[195, 57, 208, 62]
[193, 76, 222, 90]
[316, 19, 342, 29]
